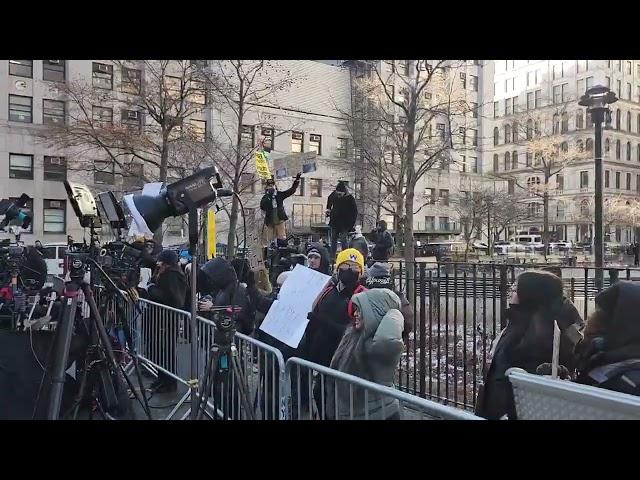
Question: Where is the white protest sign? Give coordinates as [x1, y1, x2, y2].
[259, 264, 331, 348]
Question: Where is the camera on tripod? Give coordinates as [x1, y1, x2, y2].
[264, 236, 307, 284]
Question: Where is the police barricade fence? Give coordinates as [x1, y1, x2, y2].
[284, 357, 483, 420]
[507, 368, 640, 420]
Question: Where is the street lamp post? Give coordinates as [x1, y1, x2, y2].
[579, 85, 618, 290]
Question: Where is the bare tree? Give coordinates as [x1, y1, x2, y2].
[452, 189, 490, 261]
[337, 60, 473, 297]
[199, 60, 299, 255]
[39, 60, 212, 243]
[490, 104, 588, 257]
[489, 192, 535, 242]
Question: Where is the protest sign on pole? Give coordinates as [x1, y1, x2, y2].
[255, 150, 272, 180]
[272, 152, 317, 179]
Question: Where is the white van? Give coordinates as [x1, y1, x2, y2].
[509, 234, 544, 251]
[41, 243, 68, 278]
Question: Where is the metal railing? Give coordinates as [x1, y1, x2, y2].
[386, 260, 640, 411]
[507, 368, 640, 420]
[284, 357, 482, 420]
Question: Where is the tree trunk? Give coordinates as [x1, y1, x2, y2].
[395, 194, 404, 255]
[543, 177, 550, 260]
[226, 82, 245, 258]
[226, 192, 240, 257]
[153, 138, 170, 246]
[404, 125, 416, 302]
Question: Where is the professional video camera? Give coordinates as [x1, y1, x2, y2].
[264, 235, 307, 285]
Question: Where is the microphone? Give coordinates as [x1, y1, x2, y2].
[216, 189, 234, 198]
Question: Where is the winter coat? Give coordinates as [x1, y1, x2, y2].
[306, 242, 332, 275]
[326, 289, 405, 420]
[475, 297, 583, 419]
[259, 179, 300, 227]
[370, 228, 394, 261]
[299, 278, 367, 367]
[147, 264, 187, 310]
[576, 281, 640, 396]
[362, 262, 414, 337]
[327, 191, 358, 232]
[349, 235, 369, 261]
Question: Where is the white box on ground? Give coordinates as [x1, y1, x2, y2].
[259, 264, 331, 348]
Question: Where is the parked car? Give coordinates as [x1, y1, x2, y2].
[549, 240, 573, 252]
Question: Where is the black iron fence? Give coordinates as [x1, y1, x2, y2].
[389, 261, 640, 411]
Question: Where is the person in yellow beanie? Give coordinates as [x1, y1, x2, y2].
[296, 247, 367, 418]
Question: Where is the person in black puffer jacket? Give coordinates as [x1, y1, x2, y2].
[260, 174, 301, 245]
[146, 250, 187, 393]
[326, 181, 358, 260]
[575, 281, 640, 397]
[370, 220, 394, 262]
[475, 270, 584, 420]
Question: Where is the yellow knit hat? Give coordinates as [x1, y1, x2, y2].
[335, 248, 365, 273]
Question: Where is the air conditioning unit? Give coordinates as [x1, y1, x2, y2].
[98, 64, 110, 73]
[50, 157, 62, 165]
[310, 134, 321, 142]
[292, 132, 303, 140]
[50, 201, 62, 208]
[48, 60, 61, 65]
[127, 110, 139, 120]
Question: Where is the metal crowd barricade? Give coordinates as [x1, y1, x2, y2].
[284, 357, 482, 420]
[194, 315, 288, 420]
[507, 368, 640, 420]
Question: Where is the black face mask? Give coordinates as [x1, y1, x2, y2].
[338, 269, 359, 288]
[267, 187, 276, 195]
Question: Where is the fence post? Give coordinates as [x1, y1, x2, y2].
[419, 264, 426, 398]
[499, 264, 508, 330]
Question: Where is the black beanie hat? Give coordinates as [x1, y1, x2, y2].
[157, 249, 179, 266]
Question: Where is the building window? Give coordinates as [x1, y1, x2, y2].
[471, 156, 478, 174]
[437, 123, 446, 141]
[9, 60, 33, 78]
[552, 113, 560, 134]
[535, 90, 542, 108]
[425, 188, 436, 204]
[638, 114, 640, 133]
[627, 141, 632, 161]
[9, 95, 32, 123]
[556, 174, 564, 191]
[240, 125, 254, 150]
[504, 152, 511, 170]
[615, 109, 621, 130]
[638, 144, 640, 162]
[627, 112, 632, 132]
[309, 134, 321, 155]
[460, 72, 466, 89]
[92, 106, 113, 127]
[504, 124, 511, 143]
[637, 174, 640, 193]
[606, 76, 611, 89]
[534, 151, 542, 166]
[508, 180, 515, 194]
[580, 171, 589, 189]
[43, 99, 65, 125]
[617, 60, 622, 72]
[471, 102, 478, 118]
[122, 163, 144, 190]
[556, 201, 565, 219]
[239, 173, 256, 194]
[617, 80, 622, 99]
[425, 216, 435, 231]
[94, 160, 115, 185]
[467, 75, 477, 91]
[9, 153, 33, 180]
[121, 67, 142, 95]
[309, 178, 322, 197]
[43, 200, 66, 233]
[493, 127, 499, 146]
[189, 119, 206, 142]
[553, 85, 561, 104]
[401, 60, 410, 76]
[44, 156, 66, 182]
[577, 139, 584, 152]
[42, 60, 65, 82]
[459, 127, 466, 145]
[627, 61, 632, 75]
[439, 216, 450, 231]
[605, 170, 610, 188]
[526, 119, 533, 139]
[576, 110, 584, 129]
[616, 139, 621, 159]
[561, 112, 569, 133]
[7, 197, 33, 233]
[121, 109, 142, 132]
[504, 97, 512, 116]
[605, 138, 610, 157]
[295, 177, 305, 196]
[291, 131, 304, 153]
[261, 127, 274, 151]
[512, 151, 518, 169]
[561, 83, 569, 102]
[577, 78, 585, 95]
[92, 62, 113, 89]
[627, 172, 632, 190]
[439, 189, 449, 206]
[627, 82, 632, 101]
[526, 151, 533, 166]
[615, 171, 621, 189]
[337, 137, 348, 158]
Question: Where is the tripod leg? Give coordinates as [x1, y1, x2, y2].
[230, 347, 255, 420]
[195, 346, 221, 420]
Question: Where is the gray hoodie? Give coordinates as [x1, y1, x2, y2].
[326, 289, 405, 420]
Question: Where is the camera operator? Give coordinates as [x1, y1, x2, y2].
[260, 174, 301, 248]
[145, 250, 186, 393]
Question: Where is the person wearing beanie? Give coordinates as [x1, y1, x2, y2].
[298, 248, 367, 417]
[145, 249, 187, 393]
[306, 242, 331, 275]
[326, 181, 358, 260]
[370, 219, 394, 261]
[363, 262, 414, 338]
[327, 289, 405, 420]
[349, 225, 370, 261]
[475, 270, 584, 419]
[576, 281, 640, 397]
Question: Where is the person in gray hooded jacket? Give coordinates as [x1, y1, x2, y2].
[325, 288, 405, 420]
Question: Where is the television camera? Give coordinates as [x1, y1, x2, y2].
[264, 235, 307, 285]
